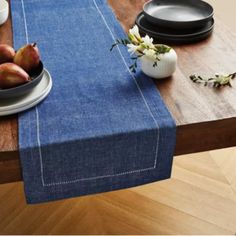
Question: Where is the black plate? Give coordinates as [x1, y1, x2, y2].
[143, 0, 214, 29]
[136, 12, 214, 44]
[0, 61, 44, 99]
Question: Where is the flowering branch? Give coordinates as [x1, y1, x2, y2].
[110, 25, 171, 73]
[110, 39, 130, 51]
[190, 72, 236, 87]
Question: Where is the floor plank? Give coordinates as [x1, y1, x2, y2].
[210, 148, 236, 194]
[0, 149, 236, 234]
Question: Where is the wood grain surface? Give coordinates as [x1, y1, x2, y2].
[1, 0, 236, 183]
[1, 149, 236, 234]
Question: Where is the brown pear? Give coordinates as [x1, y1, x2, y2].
[0, 44, 16, 64]
[14, 43, 40, 73]
[0, 63, 30, 89]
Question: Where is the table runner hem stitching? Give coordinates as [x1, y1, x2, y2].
[92, 0, 160, 168]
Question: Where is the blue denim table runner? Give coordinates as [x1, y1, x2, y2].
[12, 0, 176, 204]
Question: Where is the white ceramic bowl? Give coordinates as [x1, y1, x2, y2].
[140, 48, 177, 79]
[0, 0, 9, 26]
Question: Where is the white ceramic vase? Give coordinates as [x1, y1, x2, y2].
[0, 0, 9, 26]
[140, 47, 177, 79]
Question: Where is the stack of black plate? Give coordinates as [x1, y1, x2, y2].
[136, 0, 214, 44]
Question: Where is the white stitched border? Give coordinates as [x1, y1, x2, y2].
[21, 0, 160, 187]
[43, 166, 155, 187]
[21, 0, 29, 44]
[21, 0, 45, 186]
[35, 107, 46, 186]
[92, 0, 160, 168]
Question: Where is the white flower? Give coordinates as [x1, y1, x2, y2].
[129, 25, 141, 39]
[127, 44, 139, 54]
[215, 73, 231, 85]
[128, 25, 142, 44]
[142, 35, 154, 48]
[143, 48, 156, 60]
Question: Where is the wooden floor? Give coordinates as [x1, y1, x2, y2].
[0, 148, 235, 235]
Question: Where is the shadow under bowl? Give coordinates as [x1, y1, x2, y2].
[0, 61, 44, 99]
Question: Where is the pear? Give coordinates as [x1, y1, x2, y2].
[0, 63, 30, 89]
[0, 44, 16, 64]
[14, 43, 40, 73]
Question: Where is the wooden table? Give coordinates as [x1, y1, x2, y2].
[1, 0, 236, 184]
